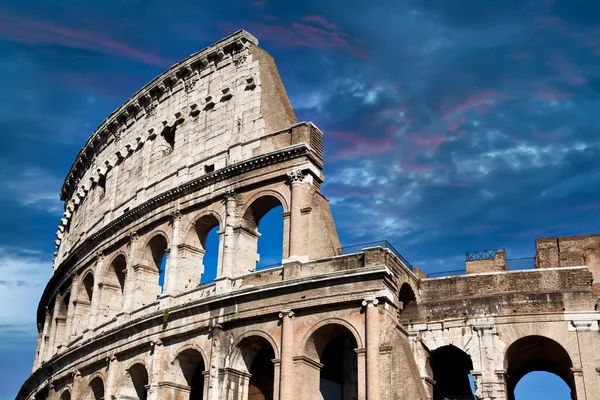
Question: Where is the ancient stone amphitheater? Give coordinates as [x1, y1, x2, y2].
[18, 30, 600, 400]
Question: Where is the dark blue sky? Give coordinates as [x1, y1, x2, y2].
[1, 0, 597, 398]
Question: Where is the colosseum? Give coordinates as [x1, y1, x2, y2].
[17, 30, 600, 400]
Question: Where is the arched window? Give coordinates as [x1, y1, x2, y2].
[505, 336, 575, 400]
[429, 345, 475, 399]
[103, 255, 126, 319]
[142, 235, 169, 298]
[304, 324, 358, 400]
[242, 195, 284, 272]
[184, 214, 221, 285]
[231, 336, 276, 400]
[59, 389, 71, 400]
[514, 371, 571, 399]
[85, 377, 105, 400]
[53, 291, 70, 350]
[398, 282, 416, 312]
[174, 349, 206, 400]
[119, 363, 149, 400]
[74, 272, 94, 335]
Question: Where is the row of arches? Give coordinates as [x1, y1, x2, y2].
[40, 194, 286, 364]
[427, 336, 575, 400]
[48, 322, 360, 400]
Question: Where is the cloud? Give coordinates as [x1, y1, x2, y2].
[0, 7, 173, 68]
[1, 168, 63, 214]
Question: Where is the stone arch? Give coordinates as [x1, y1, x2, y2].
[74, 270, 95, 335]
[236, 191, 289, 273]
[183, 211, 223, 284]
[229, 334, 278, 400]
[172, 346, 207, 400]
[301, 321, 360, 400]
[52, 289, 71, 350]
[230, 330, 281, 363]
[504, 335, 575, 400]
[118, 362, 150, 400]
[84, 375, 105, 400]
[139, 232, 170, 301]
[58, 388, 71, 400]
[398, 282, 416, 312]
[300, 317, 364, 355]
[101, 253, 127, 321]
[428, 344, 474, 400]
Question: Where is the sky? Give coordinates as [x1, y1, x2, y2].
[0, 0, 598, 398]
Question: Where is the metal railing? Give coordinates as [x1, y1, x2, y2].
[466, 249, 505, 261]
[337, 240, 413, 270]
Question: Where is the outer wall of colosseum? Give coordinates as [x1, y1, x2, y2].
[17, 30, 600, 400]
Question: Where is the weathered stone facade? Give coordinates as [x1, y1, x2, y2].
[17, 30, 600, 400]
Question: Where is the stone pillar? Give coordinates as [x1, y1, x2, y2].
[88, 251, 105, 329]
[363, 298, 381, 400]
[279, 310, 295, 400]
[287, 170, 305, 261]
[217, 191, 237, 292]
[272, 359, 281, 400]
[32, 329, 43, 371]
[164, 209, 182, 295]
[64, 274, 79, 344]
[207, 322, 224, 400]
[122, 231, 139, 314]
[148, 339, 165, 400]
[571, 320, 600, 399]
[355, 348, 367, 400]
[104, 355, 120, 400]
[71, 370, 83, 399]
[39, 309, 52, 364]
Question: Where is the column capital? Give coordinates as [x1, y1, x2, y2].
[362, 297, 379, 307]
[95, 250, 105, 262]
[286, 169, 305, 186]
[169, 208, 182, 222]
[224, 189, 238, 201]
[128, 230, 139, 243]
[279, 310, 295, 319]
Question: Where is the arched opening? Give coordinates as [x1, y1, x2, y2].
[231, 336, 276, 400]
[85, 376, 105, 400]
[102, 254, 127, 320]
[142, 234, 169, 298]
[59, 390, 71, 400]
[119, 363, 149, 400]
[52, 290, 70, 350]
[174, 348, 206, 400]
[429, 345, 475, 399]
[185, 214, 221, 285]
[398, 282, 416, 312]
[74, 272, 94, 335]
[242, 195, 284, 272]
[304, 323, 358, 400]
[514, 371, 572, 399]
[505, 336, 575, 400]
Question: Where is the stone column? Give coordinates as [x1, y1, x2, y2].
[279, 310, 295, 400]
[88, 251, 104, 329]
[355, 348, 367, 400]
[217, 191, 237, 292]
[104, 355, 120, 400]
[164, 209, 182, 295]
[122, 231, 139, 314]
[71, 370, 83, 399]
[37, 309, 52, 366]
[286, 170, 307, 262]
[148, 339, 165, 400]
[363, 298, 381, 400]
[207, 322, 224, 400]
[571, 320, 599, 400]
[65, 273, 79, 343]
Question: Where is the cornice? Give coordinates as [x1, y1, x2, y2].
[59, 29, 258, 202]
[39, 143, 319, 327]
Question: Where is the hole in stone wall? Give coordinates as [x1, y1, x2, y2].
[256, 205, 283, 270]
[204, 164, 215, 174]
[514, 371, 571, 399]
[200, 226, 219, 284]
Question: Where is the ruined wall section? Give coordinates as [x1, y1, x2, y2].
[55, 30, 300, 268]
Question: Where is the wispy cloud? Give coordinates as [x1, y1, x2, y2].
[1, 168, 63, 214]
[0, 7, 173, 68]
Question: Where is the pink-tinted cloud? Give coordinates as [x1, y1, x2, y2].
[442, 92, 509, 120]
[447, 117, 468, 133]
[327, 130, 393, 159]
[547, 52, 588, 86]
[0, 8, 173, 68]
[250, 0, 267, 7]
[217, 16, 368, 59]
[408, 132, 446, 153]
